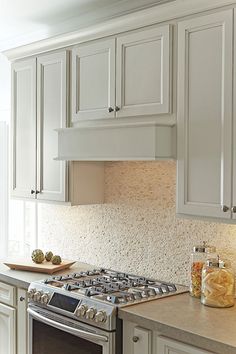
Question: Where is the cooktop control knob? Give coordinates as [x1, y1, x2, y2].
[41, 293, 50, 305]
[33, 291, 42, 302]
[95, 311, 107, 323]
[76, 305, 88, 317]
[27, 288, 36, 299]
[85, 307, 97, 320]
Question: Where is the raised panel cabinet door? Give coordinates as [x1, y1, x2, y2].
[37, 51, 68, 202]
[156, 336, 214, 354]
[177, 10, 233, 219]
[231, 9, 236, 220]
[72, 39, 116, 121]
[17, 289, 28, 354]
[11, 59, 37, 199]
[0, 303, 16, 354]
[133, 327, 152, 354]
[116, 25, 171, 117]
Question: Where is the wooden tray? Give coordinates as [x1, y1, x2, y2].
[4, 259, 76, 274]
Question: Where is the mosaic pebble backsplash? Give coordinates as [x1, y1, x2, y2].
[38, 161, 236, 286]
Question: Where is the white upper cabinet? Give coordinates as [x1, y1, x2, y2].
[116, 25, 171, 117]
[37, 51, 68, 202]
[72, 25, 171, 122]
[11, 52, 68, 202]
[11, 59, 36, 199]
[177, 10, 233, 219]
[72, 39, 116, 121]
[232, 9, 236, 220]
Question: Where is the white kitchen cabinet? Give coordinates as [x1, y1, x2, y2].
[17, 289, 27, 354]
[156, 336, 214, 354]
[0, 282, 16, 354]
[11, 59, 36, 199]
[72, 24, 171, 122]
[12, 52, 104, 204]
[232, 9, 236, 220]
[72, 39, 116, 121]
[37, 51, 68, 202]
[116, 25, 171, 117]
[123, 321, 214, 354]
[0, 301, 16, 354]
[0, 282, 27, 354]
[177, 10, 233, 219]
[12, 52, 67, 202]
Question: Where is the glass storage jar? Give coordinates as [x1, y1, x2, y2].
[201, 259, 235, 308]
[190, 242, 216, 298]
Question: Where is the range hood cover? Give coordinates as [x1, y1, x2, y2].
[56, 123, 175, 161]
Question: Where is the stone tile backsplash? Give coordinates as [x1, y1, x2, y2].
[38, 161, 236, 285]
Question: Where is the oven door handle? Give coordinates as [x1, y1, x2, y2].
[27, 308, 109, 343]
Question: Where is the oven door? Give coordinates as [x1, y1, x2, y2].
[28, 305, 115, 354]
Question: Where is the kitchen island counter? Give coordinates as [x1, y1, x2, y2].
[0, 261, 94, 289]
[119, 293, 236, 354]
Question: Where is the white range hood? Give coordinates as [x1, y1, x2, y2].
[56, 122, 176, 161]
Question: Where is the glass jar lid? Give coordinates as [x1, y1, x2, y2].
[206, 258, 231, 268]
[193, 241, 216, 253]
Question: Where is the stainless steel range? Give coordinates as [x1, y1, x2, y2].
[27, 268, 188, 354]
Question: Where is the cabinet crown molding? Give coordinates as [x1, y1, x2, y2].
[3, 0, 236, 61]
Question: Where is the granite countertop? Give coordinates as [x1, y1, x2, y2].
[119, 293, 236, 354]
[0, 261, 94, 289]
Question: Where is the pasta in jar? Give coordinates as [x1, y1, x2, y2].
[190, 243, 216, 298]
[201, 259, 235, 308]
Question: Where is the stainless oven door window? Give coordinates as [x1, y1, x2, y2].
[28, 307, 115, 354]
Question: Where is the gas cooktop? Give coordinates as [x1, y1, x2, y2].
[43, 268, 187, 305]
[28, 268, 188, 331]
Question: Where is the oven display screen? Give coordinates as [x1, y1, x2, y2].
[49, 293, 80, 313]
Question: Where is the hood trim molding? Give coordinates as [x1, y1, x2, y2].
[56, 122, 176, 161]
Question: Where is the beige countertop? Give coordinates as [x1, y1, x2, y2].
[0, 261, 94, 289]
[1, 262, 236, 353]
[119, 293, 236, 354]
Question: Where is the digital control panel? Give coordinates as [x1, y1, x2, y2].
[49, 293, 80, 313]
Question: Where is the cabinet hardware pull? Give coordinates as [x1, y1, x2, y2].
[221, 205, 229, 212]
[19, 296, 25, 302]
[30, 190, 35, 194]
[36, 190, 40, 194]
[231, 206, 236, 213]
[108, 107, 114, 113]
[115, 106, 120, 112]
[132, 336, 139, 343]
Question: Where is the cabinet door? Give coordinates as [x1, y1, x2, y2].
[133, 327, 152, 354]
[116, 25, 171, 118]
[11, 59, 36, 199]
[232, 10, 236, 220]
[157, 336, 213, 354]
[17, 289, 28, 354]
[37, 51, 68, 202]
[72, 39, 116, 121]
[0, 303, 16, 354]
[177, 10, 233, 219]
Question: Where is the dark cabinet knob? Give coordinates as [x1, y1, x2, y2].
[30, 190, 35, 194]
[231, 206, 236, 213]
[115, 106, 120, 112]
[132, 336, 139, 343]
[36, 190, 40, 194]
[221, 205, 229, 212]
[108, 107, 114, 113]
